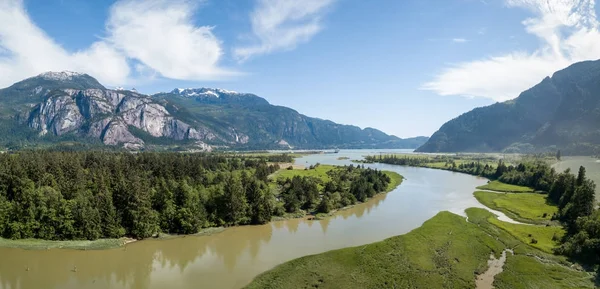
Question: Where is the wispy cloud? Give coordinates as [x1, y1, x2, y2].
[0, 0, 129, 86]
[422, 0, 600, 102]
[0, 0, 235, 88]
[234, 0, 336, 61]
[452, 38, 468, 43]
[107, 0, 237, 81]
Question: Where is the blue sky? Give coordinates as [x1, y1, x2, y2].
[1, 0, 600, 138]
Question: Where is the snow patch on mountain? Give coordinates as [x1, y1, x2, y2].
[38, 71, 85, 81]
[172, 88, 243, 98]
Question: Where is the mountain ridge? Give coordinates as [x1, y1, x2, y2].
[0, 71, 428, 150]
[416, 59, 600, 155]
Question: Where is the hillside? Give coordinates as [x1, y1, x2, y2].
[0, 72, 427, 150]
[417, 60, 600, 154]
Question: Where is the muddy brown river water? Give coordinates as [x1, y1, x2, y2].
[0, 150, 511, 289]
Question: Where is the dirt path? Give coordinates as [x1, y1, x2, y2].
[475, 249, 513, 289]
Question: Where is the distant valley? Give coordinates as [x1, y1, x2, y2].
[0, 72, 427, 151]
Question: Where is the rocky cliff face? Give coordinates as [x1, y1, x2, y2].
[0, 71, 428, 150]
[10, 73, 212, 149]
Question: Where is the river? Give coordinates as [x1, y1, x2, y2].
[0, 149, 500, 289]
[552, 156, 600, 202]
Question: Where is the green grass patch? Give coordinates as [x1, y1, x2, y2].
[494, 255, 594, 289]
[0, 237, 132, 250]
[423, 162, 448, 169]
[474, 191, 557, 224]
[272, 165, 335, 183]
[245, 211, 505, 289]
[383, 171, 403, 193]
[477, 180, 534, 193]
[247, 208, 591, 289]
[487, 217, 564, 254]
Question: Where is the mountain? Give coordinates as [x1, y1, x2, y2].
[154, 88, 427, 150]
[416, 60, 600, 155]
[0, 71, 428, 150]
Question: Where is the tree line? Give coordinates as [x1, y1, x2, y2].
[0, 151, 390, 240]
[369, 154, 599, 265]
[276, 165, 391, 215]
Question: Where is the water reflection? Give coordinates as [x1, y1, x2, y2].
[319, 218, 330, 234]
[0, 149, 489, 289]
[0, 180, 391, 289]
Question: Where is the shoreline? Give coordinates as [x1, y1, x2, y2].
[245, 208, 592, 288]
[267, 170, 402, 221]
[0, 169, 403, 251]
[244, 165, 590, 288]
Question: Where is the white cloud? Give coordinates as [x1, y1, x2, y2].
[423, 0, 600, 102]
[452, 38, 468, 43]
[0, 0, 129, 87]
[0, 0, 234, 88]
[106, 0, 236, 80]
[234, 0, 335, 61]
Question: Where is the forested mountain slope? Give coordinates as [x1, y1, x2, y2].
[417, 60, 600, 154]
[0, 72, 427, 150]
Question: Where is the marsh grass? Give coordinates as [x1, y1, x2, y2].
[0, 237, 130, 250]
[474, 191, 557, 224]
[246, 208, 593, 289]
[477, 180, 535, 193]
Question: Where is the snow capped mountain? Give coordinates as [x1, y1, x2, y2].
[171, 88, 241, 98]
[38, 71, 86, 81]
[166, 87, 270, 106]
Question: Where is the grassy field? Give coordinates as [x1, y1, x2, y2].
[474, 191, 557, 224]
[384, 171, 403, 192]
[494, 255, 594, 289]
[469, 210, 589, 288]
[459, 209, 592, 288]
[487, 217, 564, 253]
[0, 237, 133, 250]
[246, 208, 592, 289]
[245, 211, 505, 289]
[271, 165, 402, 192]
[270, 165, 335, 192]
[271, 165, 335, 183]
[477, 180, 535, 193]
[474, 191, 564, 253]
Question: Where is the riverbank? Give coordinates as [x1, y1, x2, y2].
[310, 171, 403, 220]
[0, 237, 135, 250]
[476, 180, 535, 193]
[0, 226, 229, 250]
[1, 165, 403, 251]
[272, 170, 403, 221]
[245, 208, 593, 288]
[245, 157, 593, 288]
